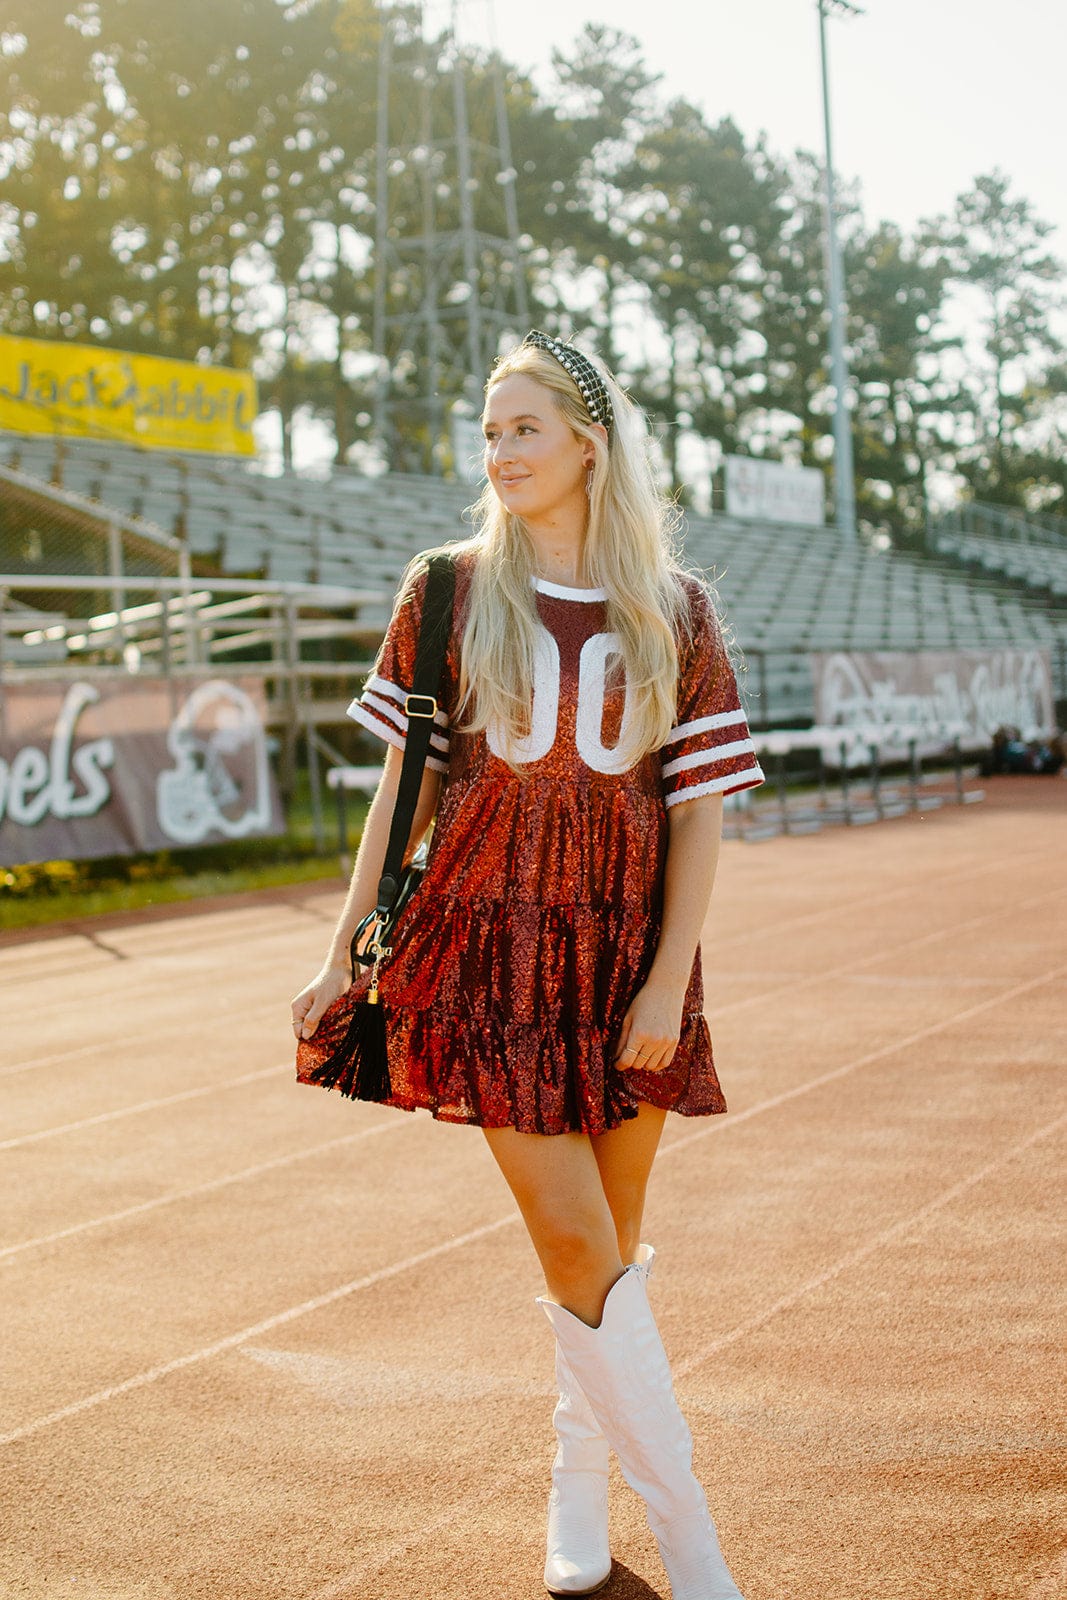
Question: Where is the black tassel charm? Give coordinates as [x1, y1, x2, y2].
[307, 950, 392, 1101]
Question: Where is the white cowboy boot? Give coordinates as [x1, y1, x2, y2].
[543, 1245, 656, 1597]
[539, 1266, 744, 1600]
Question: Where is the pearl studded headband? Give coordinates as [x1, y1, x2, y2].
[521, 330, 615, 439]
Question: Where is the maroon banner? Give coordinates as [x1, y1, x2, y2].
[810, 648, 1055, 753]
[0, 676, 284, 866]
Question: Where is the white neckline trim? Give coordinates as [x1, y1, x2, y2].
[534, 577, 607, 602]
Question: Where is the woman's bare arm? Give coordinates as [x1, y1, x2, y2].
[292, 744, 441, 1037]
[613, 792, 724, 1072]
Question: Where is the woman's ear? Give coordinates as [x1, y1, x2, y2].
[579, 422, 604, 467]
[583, 422, 608, 467]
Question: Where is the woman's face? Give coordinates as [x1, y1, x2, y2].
[482, 373, 593, 530]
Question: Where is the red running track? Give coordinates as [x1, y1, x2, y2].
[1, 776, 1064, 1600]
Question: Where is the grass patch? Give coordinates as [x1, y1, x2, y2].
[0, 769, 365, 932]
[0, 854, 345, 931]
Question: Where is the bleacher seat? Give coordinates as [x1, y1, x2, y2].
[5, 433, 1065, 725]
[935, 526, 1067, 598]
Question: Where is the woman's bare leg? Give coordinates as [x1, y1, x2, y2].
[482, 1103, 668, 1326]
[482, 1127, 623, 1327]
[590, 1102, 667, 1264]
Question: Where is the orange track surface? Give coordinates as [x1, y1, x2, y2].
[1, 776, 1064, 1600]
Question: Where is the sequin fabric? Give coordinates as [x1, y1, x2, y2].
[296, 555, 764, 1135]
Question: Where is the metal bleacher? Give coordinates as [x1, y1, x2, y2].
[3, 431, 1065, 728]
[930, 502, 1067, 601]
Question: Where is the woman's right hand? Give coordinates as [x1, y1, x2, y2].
[291, 962, 352, 1041]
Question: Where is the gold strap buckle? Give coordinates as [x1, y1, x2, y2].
[405, 693, 437, 719]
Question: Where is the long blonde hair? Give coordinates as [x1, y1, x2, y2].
[425, 342, 695, 767]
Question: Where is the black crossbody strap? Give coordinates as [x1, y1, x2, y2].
[374, 553, 456, 917]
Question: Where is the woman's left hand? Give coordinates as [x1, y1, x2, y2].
[614, 977, 686, 1075]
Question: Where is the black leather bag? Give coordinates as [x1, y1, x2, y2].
[302, 553, 456, 1101]
[350, 839, 428, 969]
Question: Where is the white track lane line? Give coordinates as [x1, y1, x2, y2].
[3, 959, 1062, 1444]
[7, 938, 1062, 1258]
[299, 1107, 1067, 1600]
[2, 839, 1050, 1079]
[302, 1466, 523, 1600]
[705, 883, 1062, 1020]
[5, 872, 1060, 1133]
[0, 997, 257, 1080]
[0, 1121, 401, 1262]
[675, 1105, 1067, 1379]
[661, 959, 1067, 1158]
[0, 1216, 518, 1447]
[0, 1064, 286, 1152]
[721, 837, 1052, 951]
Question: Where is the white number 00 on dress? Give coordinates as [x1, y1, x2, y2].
[486, 628, 637, 775]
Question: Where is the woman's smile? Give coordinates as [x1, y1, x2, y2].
[483, 372, 591, 532]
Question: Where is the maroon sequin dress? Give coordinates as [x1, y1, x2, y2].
[297, 555, 764, 1135]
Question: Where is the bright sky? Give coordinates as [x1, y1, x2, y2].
[469, 0, 1066, 252]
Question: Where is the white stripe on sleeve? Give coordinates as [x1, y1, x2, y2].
[349, 697, 450, 771]
[661, 738, 756, 779]
[664, 765, 765, 806]
[364, 673, 450, 728]
[362, 688, 406, 734]
[348, 700, 405, 753]
[664, 709, 748, 746]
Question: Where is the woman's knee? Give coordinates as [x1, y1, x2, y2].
[531, 1209, 618, 1285]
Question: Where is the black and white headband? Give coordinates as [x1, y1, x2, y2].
[522, 330, 615, 439]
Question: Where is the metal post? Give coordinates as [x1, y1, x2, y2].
[839, 737, 852, 824]
[280, 593, 300, 804]
[489, 11, 529, 324]
[869, 740, 882, 819]
[418, 54, 445, 473]
[908, 736, 920, 810]
[336, 778, 349, 869]
[777, 750, 790, 835]
[305, 718, 325, 854]
[107, 521, 128, 654]
[372, 5, 393, 461]
[451, 17, 485, 382]
[158, 587, 175, 718]
[817, 0, 861, 543]
[177, 540, 199, 668]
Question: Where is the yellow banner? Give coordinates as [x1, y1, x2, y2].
[0, 334, 258, 456]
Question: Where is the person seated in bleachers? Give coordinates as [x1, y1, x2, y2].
[981, 725, 1065, 775]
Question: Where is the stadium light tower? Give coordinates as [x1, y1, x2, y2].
[371, 0, 528, 474]
[817, 0, 862, 543]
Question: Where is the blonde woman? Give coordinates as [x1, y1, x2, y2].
[292, 332, 764, 1599]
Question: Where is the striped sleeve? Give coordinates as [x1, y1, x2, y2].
[662, 586, 764, 807]
[346, 566, 451, 774]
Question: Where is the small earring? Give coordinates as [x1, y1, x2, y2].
[585, 467, 593, 496]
